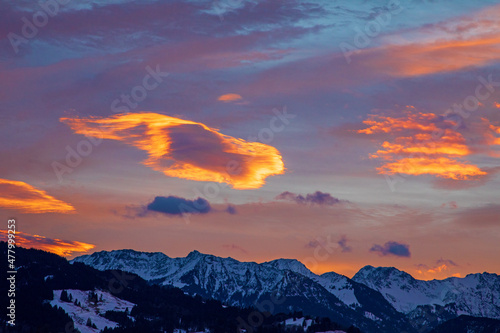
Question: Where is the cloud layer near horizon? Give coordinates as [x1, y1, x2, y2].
[61, 112, 285, 189]
[0, 230, 94, 257]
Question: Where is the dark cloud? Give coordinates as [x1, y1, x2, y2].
[338, 235, 352, 253]
[370, 241, 411, 257]
[276, 191, 341, 205]
[436, 258, 458, 267]
[146, 196, 211, 215]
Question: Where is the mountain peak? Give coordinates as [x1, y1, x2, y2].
[186, 250, 214, 260]
[262, 258, 313, 276]
[354, 265, 413, 281]
[187, 249, 202, 256]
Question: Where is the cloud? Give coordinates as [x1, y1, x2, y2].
[358, 107, 500, 180]
[370, 241, 411, 257]
[0, 178, 75, 214]
[304, 235, 352, 253]
[146, 196, 211, 215]
[432, 166, 500, 190]
[226, 205, 237, 214]
[218, 93, 243, 102]
[441, 201, 458, 209]
[276, 191, 341, 205]
[222, 244, 248, 254]
[360, 4, 500, 77]
[378, 157, 485, 180]
[0, 231, 94, 257]
[436, 258, 458, 267]
[451, 204, 500, 228]
[338, 235, 352, 253]
[415, 259, 459, 278]
[61, 112, 285, 189]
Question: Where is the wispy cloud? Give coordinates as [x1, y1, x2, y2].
[305, 235, 352, 253]
[415, 259, 460, 279]
[338, 235, 352, 253]
[0, 178, 74, 214]
[0, 231, 94, 257]
[362, 4, 500, 77]
[276, 191, 342, 205]
[222, 243, 248, 254]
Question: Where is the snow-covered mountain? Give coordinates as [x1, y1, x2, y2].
[73, 250, 500, 332]
[51, 289, 135, 333]
[352, 266, 500, 323]
[73, 249, 410, 332]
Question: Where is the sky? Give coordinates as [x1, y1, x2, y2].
[1, 0, 499, 280]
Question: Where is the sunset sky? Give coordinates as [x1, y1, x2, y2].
[1, 0, 499, 280]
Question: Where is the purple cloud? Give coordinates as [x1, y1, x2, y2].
[305, 235, 352, 253]
[226, 205, 237, 215]
[338, 235, 352, 253]
[147, 196, 211, 215]
[276, 191, 341, 205]
[370, 241, 411, 257]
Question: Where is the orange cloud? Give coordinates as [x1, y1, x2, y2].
[377, 157, 486, 180]
[358, 109, 495, 180]
[494, 102, 500, 109]
[218, 93, 243, 102]
[61, 112, 284, 189]
[0, 230, 94, 257]
[415, 260, 462, 280]
[0, 179, 75, 214]
[366, 35, 500, 77]
[358, 109, 437, 135]
[427, 264, 449, 274]
[362, 4, 500, 77]
[481, 118, 500, 156]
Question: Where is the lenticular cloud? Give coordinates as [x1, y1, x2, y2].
[61, 112, 285, 189]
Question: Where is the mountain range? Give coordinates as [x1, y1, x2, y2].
[8, 243, 356, 333]
[73, 249, 500, 333]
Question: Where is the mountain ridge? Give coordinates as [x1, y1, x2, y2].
[73, 249, 500, 332]
[73, 249, 411, 332]
[75, 249, 497, 283]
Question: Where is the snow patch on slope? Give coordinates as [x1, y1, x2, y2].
[51, 289, 135, 333]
